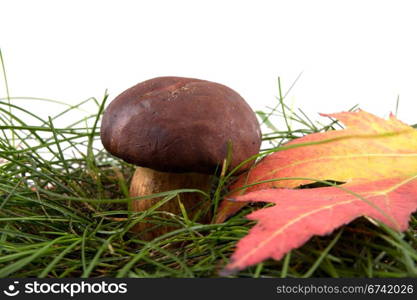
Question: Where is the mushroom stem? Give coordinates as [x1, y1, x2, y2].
[129, 167, 212, 240]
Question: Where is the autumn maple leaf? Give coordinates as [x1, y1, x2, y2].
[220, 110, 417, 274]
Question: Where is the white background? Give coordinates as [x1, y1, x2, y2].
[1, 0, 417, 127]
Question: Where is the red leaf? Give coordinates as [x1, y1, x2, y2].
[219, 110, 417, 274]
[223, 177, 417, 273]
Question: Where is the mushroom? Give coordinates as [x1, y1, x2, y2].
[100, 76, 261, 240]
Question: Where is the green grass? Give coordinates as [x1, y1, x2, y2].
[0, 56, 416, 277]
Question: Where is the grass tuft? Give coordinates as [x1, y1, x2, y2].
[0, 60, 416, 277]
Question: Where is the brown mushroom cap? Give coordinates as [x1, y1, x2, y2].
[100, 76, 261, 174]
